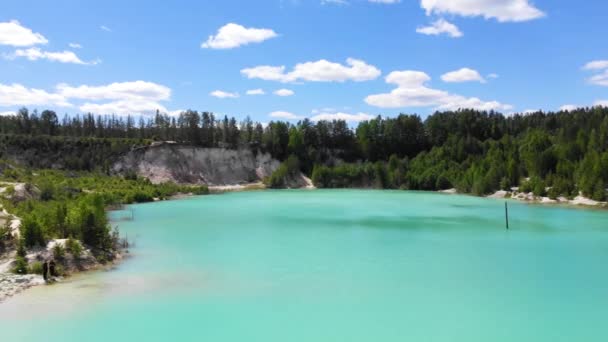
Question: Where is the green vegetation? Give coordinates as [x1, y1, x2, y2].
[2, 106, 608, 201]
[0, 167, 209, 274]
[28, 261, 44, 275]
[66, 238, 83, 259]
[265, 155, 301, 188]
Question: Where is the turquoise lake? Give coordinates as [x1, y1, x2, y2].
[2, 190, 608, 341]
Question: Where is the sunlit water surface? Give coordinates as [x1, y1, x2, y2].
[2, 190, 608, 341]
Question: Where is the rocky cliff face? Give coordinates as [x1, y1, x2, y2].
[112, 144, 281, 185]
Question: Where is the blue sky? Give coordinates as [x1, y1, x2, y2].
[0, 0, 607, 123]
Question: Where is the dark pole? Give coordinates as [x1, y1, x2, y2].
[505, 202, 509, 230]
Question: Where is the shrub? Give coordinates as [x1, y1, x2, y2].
[53, 243, 65, 260]
[16, 238, 26, 258]
[191, 185, 209, 195]
[519, 180, 533, 193]
[12, 256, 28, 274]
[66, 238, 83, 259]
[21, 216, 45, 247]
[533, 180, 547, 197]
[266, 155, 300, 189]
[28, 261, 44, 275]
[547, 187, 560, 200]
[500, 177, 510, 191]
[0, 221, 10, 241]
[435, 174, 452, 190]
[39, 182, 55, 201]
[592, 181, 606, 201]
[54, 264, 65, 277]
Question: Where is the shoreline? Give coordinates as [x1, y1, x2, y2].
[0, 247, 127, 303]
[439, 188, 607, 209]
[0, 183, 265, 303]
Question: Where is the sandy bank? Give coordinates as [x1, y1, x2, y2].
[0, 238, 126, 303]
[487, 190, 606, 208]
[0, 273, 45, 302]
[208, 182, 266, 192]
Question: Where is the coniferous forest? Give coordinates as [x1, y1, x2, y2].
[1, 106, 608, 201]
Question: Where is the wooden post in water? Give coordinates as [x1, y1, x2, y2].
[505, 201, 509, 230]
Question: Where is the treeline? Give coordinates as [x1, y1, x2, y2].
[311, 107, 608, 201]
[0, 134, 148, 171]
[3, 106, 608, 200]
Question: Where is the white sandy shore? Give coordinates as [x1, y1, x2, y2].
[0, 273, 45, 302]
[440, 188, 606, 208]
[490, 190, 606, 207]
[208, 182, 266, 192]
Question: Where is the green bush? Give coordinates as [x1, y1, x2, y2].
[191, 185, 209, 195]
[66, 238, 83, 259]
[0, 221, 10, 241]
[16, 238, 26, 258]
[500, 177, 510, 191]
[592, 181, 606, 201]
[11, 256, 28, 274]
[28, 261, 44, 275]
[519, 179, 533, 193]
[533, 179, 547, 197]
[54, 264, 65, 277]
[266, 155, 300, 189]
[20, 216, 46, 247]
[53, 243, 65, 260]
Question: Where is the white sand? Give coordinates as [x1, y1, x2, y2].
[301, 175, 316, 189]
[208, 182, 266, 192]
[487, 190, 606, 207]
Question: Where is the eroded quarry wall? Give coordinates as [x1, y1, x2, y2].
[112, 144, 280, 185]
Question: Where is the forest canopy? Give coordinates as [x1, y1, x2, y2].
[2, 106, 608, 200]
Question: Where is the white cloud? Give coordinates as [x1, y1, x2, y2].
[587, 71, 608, 87]
[595, 100, 608, 107]
[69, 43, 82, 49]
[60, 81, 172, 115]
[246, 88, 266, 95]
[167, 109, 185, 117]
[310, 111, 374, 122]
[80, 100, 169, 115]
[420, 0, 545, 22]
[0, 111, 16, 116]
[0, 81, 175, 116]
[8, 47, 98, 65]
[559, 104, 578, 111]
[0, 20, 48, 47]
[202, 23, 278, 49]
[487, 73, 499, 79]
[0, 83, 71, 107]
[269, 111, 302, 120]
[100, 25, 112, 32]
[321, 0, 349, 4]
[416, 19, 462, 38]
[274, 88, 295, 96]
[241, 58, 381, 83]
[210, 90, 239, 99]
[57, 81, 171, 101]
[583, 60, 608, 70]
[365, 70, 512, 112]
[437, 97, 513, 112]
[441, 67, 486, 83]
[323, 0, 400, 4]
[583, 61, 608, 87]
